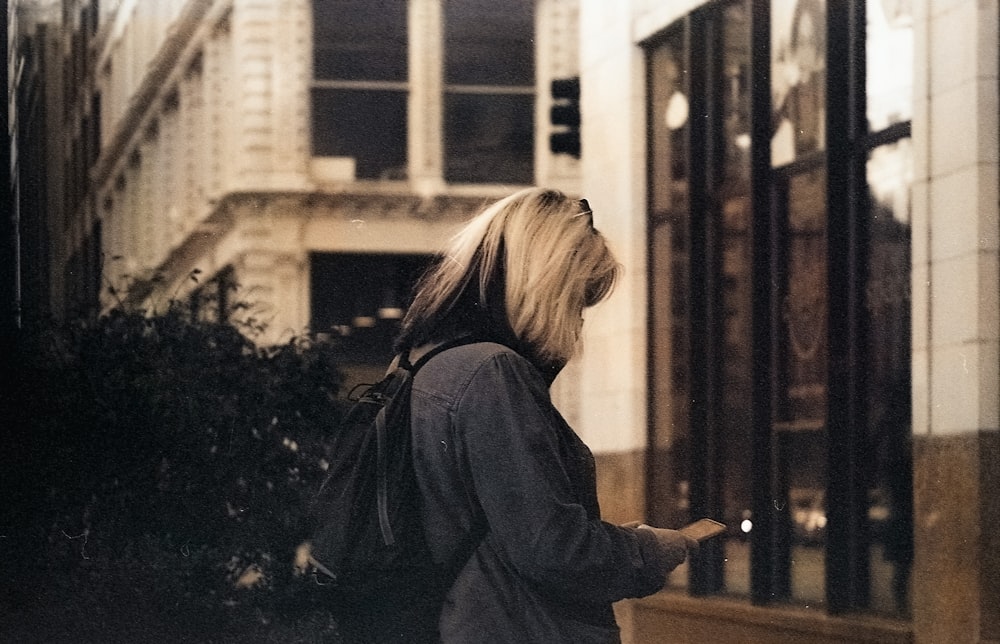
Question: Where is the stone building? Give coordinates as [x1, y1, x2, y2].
[25, 0, 582, 386]
[575, 1, 998, 643]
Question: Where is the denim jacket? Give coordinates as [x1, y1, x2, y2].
[410, 342, 670, 643]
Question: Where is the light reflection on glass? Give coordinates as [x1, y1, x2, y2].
[647, 27, 691, 591]
[866, 138, 913, 617]
[771, 0, 827, 167]
[867, 0, 914, 132]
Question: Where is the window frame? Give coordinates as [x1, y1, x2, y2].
[309, 0, 537, 186]
[309, 0, 410, 180]
[441, 0, 536, 185]
[645, 0, 914, 616]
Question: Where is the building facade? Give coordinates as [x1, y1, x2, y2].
[7, 0, 62, 331]
[575, 1, 998, 643]
[30, 0, 583, 385]
[10, 0, 998, 643]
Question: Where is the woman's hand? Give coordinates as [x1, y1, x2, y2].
[624, 522, 699, 573]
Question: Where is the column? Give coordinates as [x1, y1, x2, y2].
[910, 0, 999, 641]
[232, 249, 309, 347]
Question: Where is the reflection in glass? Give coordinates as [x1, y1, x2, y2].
[311, 89, 407, 179]
[867, 0, 914, 132]
[312, 0, 408, 82]
[781, 169, 828, 425]
[771, 0, 827, 167]
[444, 93, 533, 184]
[865, 139, 913, 616]
[647, 30, 690, 591]
[716, 1, 753, 599]
[779, 167, 828, 606]
[649, 39, 688, 214]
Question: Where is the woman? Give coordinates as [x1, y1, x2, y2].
[391, 188, 696, 643]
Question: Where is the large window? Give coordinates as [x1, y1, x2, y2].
[443, 0, 535, 184]
[310, 0, 535, 185]
[311, 0, 409, 180]
[646, 0, 913, 616]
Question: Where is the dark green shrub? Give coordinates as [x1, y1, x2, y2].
[2, 301, 350, 640]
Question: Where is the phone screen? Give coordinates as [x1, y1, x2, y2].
[679, 518, 727, 542]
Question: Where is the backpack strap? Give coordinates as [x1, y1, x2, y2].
[399, 335, 478, 373]
[374, 335, 478, 546]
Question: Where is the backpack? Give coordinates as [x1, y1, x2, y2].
[307, 337, 473, 619]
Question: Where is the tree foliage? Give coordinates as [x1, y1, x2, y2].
[2, 302, 351, 639]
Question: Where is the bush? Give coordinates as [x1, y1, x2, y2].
[1, 302, 351, 640]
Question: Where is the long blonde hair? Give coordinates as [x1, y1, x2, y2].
[396, 188, 621, 367]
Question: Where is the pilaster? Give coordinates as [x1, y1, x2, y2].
[229, 0, 311, 190]
[408, 0, 445, 194]
[233, 248, 309, 346]
[910, 0, 999, 641]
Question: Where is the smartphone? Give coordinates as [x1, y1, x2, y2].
[679, 518, 727, 542]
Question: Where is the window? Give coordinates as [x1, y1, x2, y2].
[646, 0, 913, 616]
[310, 0, 536, 185]
[310, 252, 432, 363]
[311, 0, 409, 180]
[443, 0, 535, 184]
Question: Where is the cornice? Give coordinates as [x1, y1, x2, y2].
[216, 189, 493, 223]
[144, 188, 489, 291]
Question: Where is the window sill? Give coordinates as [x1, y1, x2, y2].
[628, 590, 912, 644]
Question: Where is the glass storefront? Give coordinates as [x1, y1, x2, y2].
[646, 0, 913, 616]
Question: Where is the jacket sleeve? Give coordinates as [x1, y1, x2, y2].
[453, 351, 671, 604]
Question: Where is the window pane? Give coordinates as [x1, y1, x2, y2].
[313, 0, 408, 82]
[866, 0, 913, 132]
[310, 252, 432, 390]
[311, 88, 407, 180]
[649, 34, 689, 219]
[778, 166, 828, 606]
[771, 0, 827, 167]
[865, 138, 913, 617]
[780, 169, 828, 427]
[647, 28, 691, 589]
[444, 0, 534, 86]
[444, 92, 533, 184]
[716, 1, 753, 598]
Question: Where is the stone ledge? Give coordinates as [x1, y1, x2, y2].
[625, 591, 912, 644]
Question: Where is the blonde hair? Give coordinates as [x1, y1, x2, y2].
[396, 188, 621, 367]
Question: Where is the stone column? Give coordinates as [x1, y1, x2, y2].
[910, 0, 999, 641]
[408, 0, 445, 195]
[232, 249, 309, 347]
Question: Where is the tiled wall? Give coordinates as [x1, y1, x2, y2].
[911, 0, 999, 438]
[909, 0, 998, 641]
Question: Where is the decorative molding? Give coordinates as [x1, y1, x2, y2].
[140, 189, 484, 302]
[223, 190, 487, 223]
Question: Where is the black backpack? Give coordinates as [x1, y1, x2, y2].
[307, 338, 473, 628]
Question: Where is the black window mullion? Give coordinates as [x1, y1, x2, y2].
[697, 6, 727, 595]
[848, 0, 874, 613]
[748, 0, 775, 606]
[685, 10, 714, 598]
[770, 171, 793, 601]
[825, 0, 870, 614]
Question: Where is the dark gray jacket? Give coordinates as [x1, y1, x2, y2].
[410, 342, 670, 643]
